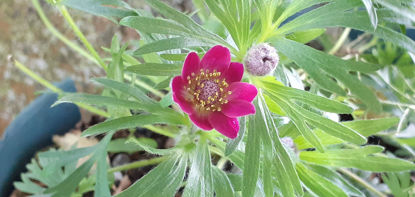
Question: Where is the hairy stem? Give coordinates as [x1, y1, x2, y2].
[57, 5, 107, 70]
[124, 74, 165, 98]
[329, 28, 351, 55]
[13, 60, 110, 118]
[31, 0, 98, 65]
[108, 156, 168, 173]
[338, 168, 387, 197]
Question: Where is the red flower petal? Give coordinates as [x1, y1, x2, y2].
[208, 112, 239, 139]
[182, 52, 200, 81]
[200, 45, 231, 74]
[190, 113, 213, 130]
[227, 82, 258, 102]
[172, 76, 194, 114]
[221, 99, 256, 118]
[224, 62, 244, 83]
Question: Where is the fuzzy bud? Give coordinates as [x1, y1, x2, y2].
[244, 43, 279, 76]
[281, 137, 297, 153]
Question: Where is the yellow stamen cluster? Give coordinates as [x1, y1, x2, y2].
[186, 68, 231, 112]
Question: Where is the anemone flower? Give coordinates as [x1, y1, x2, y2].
[171, 45, 258, 139]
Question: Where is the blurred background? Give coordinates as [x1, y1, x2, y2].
[0, 0, 193, 136]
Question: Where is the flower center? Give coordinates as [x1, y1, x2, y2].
[186, 68, 231, 112]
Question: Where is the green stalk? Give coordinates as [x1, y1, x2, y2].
[57, 5, 107, 70]
[32, 0, 98, 66]
[108, 156, 168, 173]
[14, 60, 110, 118]
[338, 168, 388, 197]
[15, 60, 62, 93]
[329, 28, 351, 55]
[358, 37, 378, 53]
[124, 74, 165, 98]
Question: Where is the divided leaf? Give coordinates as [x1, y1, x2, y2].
[261, 77, 366, 152]
[116, 155, 187, 197]
[183, 137, 214, 197]
[296, 162, 347, 197]
[271, 38, 382, 112]
[295, 117, 399, 149]
[300, 146, 415, 172]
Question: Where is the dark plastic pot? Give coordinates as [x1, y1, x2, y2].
[0, 78, 81, 197]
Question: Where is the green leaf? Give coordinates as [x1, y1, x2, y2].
[14, 160, 48, 194]
[125, 63, 182, 76]
[160, 53, 189, 61]
[382, 172, 412, 197]
[212, 167, 235, 197]
[107, 35, 125, 82]
[376, 0, 415, 23]
[14, 175, 45, 194]
[126, 137, 173, 155]
[38, 146, 96, 167]
[300, 146, 415, 172]
[307, 164, 365, 197]
[94, 152, 111, 197]
[263, 80, 353, 113]
[116, 155, 187, 197]
[257, 94, 303, 196]
[183, 137, 214, 197]
[227, 173, 242, 192]
[242, 113, 262, 197]
[54, 93, 144, 110]
[296, 162, 347, 197]
[107, 138, 157, 154]
[261, 77, 366, 151]
[145, 0, 232, 50]
[45, 157, 95, 196]
[277, 0, 415, 53]
[61, 0, 136, 22]
[94, 78, 186, 123]
[295, 118, 399, 149]
[204, 0, 252, 50]
[82, 114, 173, 137]
[271, 38, 382, 112]
[159, 92, 173, 108]
[92, 78, 155, 104]
[361, 0, 378, 28]
[134, 37, 213, 56]
[264, 94, 285, 115]
[286, 28, 326, 44]
[120, 16, 191, 36]
[274, 0, 332, 27]
[225, 116, 246, 156]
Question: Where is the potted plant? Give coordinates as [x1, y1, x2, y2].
[3, 0, 415, 196]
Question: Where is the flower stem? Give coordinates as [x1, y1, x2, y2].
[107, 156, 168, 173]
[57, 5, 107, 70]
[14, 60, 62, 93]
[338, 168, 388, 197]
[31, 0, 98, 66]
[123, 74, 165, 98]
[329, 28, 351, 55]
[13, 60, 110, 118]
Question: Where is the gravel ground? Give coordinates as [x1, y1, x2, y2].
[0, 0, 192, 137]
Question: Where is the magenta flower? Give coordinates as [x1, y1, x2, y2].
[172, 45, 258, 139]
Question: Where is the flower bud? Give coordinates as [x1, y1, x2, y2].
[244, 43, 279, 76]
[281, 137, 295, 150]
